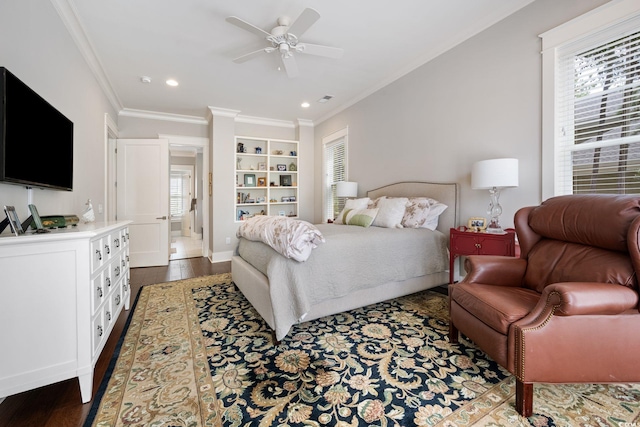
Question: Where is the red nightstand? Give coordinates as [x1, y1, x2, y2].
[449, 227, 516, 283]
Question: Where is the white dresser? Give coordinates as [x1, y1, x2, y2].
[0, 221, 131, 403]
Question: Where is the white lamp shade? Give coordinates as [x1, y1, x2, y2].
[472, 158, 519, 189]
[336, 181, 358, 198]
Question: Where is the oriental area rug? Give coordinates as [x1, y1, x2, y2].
[86, 274, 640, 427]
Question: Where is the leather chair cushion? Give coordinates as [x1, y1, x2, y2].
[528, 194, 640, 252]
[524, 240, 637, 293]
[449, 283, 540, 335]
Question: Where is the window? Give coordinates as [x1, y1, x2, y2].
[170, 171, 190, 217]
[322, 128, 348, 222]
[541, 1, 640, 198]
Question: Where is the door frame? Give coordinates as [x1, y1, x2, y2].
[104, 114, 118, 222]
[161, 134, 209, 259]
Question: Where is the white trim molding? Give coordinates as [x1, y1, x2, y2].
[51, 0, 122, 113]
[235, 115, 295, 129]
[539, 0, 640, 199]
[119, 108, 208, 125]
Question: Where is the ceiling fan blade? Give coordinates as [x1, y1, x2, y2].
[286, 8, 320, 38]
[226, 16, 271, 38]
[298, 43, 344, 59]
[233, 48, 268, 63]
[281, 54, 299, 78]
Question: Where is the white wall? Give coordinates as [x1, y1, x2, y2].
[314, 0, 609, 228]
[0, 0, 118, 228]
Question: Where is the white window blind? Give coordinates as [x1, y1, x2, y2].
[170, 172, 189, 217]
[556, 23, 640, 195]
[323, 137, 347, 221]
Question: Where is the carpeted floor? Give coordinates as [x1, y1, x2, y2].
[86, 274, 640, 426]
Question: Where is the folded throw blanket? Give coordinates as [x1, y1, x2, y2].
[237, 216, 325, 262]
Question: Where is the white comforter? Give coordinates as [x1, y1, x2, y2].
[236, 216, 325, 262]
[237, 224, 449, 340]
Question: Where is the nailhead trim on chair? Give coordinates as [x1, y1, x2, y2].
[516, 291, 561, 381]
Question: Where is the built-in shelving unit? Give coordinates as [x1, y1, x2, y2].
[235, 136, 298, 222]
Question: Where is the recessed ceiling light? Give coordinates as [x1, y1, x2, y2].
[166, 79, 179, 87]
[140, 76, 151, 84]
[301, 102, 310, 108]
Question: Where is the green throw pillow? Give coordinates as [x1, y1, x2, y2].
[343, 208, 378, 227]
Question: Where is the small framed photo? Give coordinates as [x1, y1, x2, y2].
[257, 177, 266, 187]
[281, 196, 290, 202]
[244, 174, 256, 187]
[258, 162, 266, 171]
[4, 205, 25, 236]
[467, 217, 487, 231]
[289, 196, 296, 202]
[280, 174, 292, 186]
[256, 197, 266, 203]
[277, 164, 287, 171]
[278, 211, 286, 216]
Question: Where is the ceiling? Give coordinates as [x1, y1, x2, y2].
[66, 0, 534, 124]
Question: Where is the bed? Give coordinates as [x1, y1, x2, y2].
[231, 181, 459, 341]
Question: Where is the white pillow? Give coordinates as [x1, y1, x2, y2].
[372, 196, 408, 228]
[334, 197, 370, 224]
[423, 201, 448, 230]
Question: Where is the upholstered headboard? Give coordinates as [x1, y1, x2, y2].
[367, 181, 459, 236]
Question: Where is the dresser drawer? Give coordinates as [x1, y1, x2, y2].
[92, 272, 105, 312]
[92, 310, 105, 355]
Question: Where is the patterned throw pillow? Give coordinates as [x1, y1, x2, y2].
[402, 197, 447, 230]
[343, 208, 379, 227]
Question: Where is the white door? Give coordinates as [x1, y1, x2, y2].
[117, 139, 170, 267]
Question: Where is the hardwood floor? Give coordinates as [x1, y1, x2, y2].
[0, 257, 230, 427]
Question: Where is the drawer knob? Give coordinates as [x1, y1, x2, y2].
[105, 244, 110, 255]
[106, 277, 111, 288]
[115, 295, 121, 306]
[96, 249, 102, 261]
[106, 311, 111, 321]
[97, 286, 103, 298]
[114, 238, 120, 248]
[97, 325, 103, 337]
[115, 266, 120, 277]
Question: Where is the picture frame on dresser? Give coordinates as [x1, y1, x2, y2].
[3, 205, 24, 236]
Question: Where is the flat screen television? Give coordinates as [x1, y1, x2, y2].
[0, 67, 74, 191]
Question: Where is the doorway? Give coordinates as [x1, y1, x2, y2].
[169, 144, 205, 260]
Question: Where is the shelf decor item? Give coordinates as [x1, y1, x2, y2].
[277, 164, 286, 171]
[257, 177, 266, 187]
[467, 217, 487, 231]
[244, 174, 256, 187]
[289, 162, 297, 171]
[280, 175, 292, 186]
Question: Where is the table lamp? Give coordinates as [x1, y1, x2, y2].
[471, 158, 519, 234]
[336, 181, 358, 199]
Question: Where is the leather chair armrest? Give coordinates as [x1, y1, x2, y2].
[461, 255, 527, 286]
[522, 283, 639, 323]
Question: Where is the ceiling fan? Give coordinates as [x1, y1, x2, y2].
[226, 8, 344, 78]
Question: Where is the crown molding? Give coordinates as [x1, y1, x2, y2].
[235, 114, 295, 129]
[119, 108, 208, 125]
[208, 106, 241, 118]
[297, 118, 314, 128]
[51, 0, 122, 113]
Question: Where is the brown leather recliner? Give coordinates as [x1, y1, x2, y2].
[448, 194, 640, 417]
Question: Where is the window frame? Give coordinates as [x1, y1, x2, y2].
[322, 127, 349, 223]
[540, 0, 640, 199]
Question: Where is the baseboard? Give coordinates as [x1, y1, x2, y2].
[209, 250, 233, 263]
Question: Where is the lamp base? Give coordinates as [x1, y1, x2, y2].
[485, 218, 506, 234]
